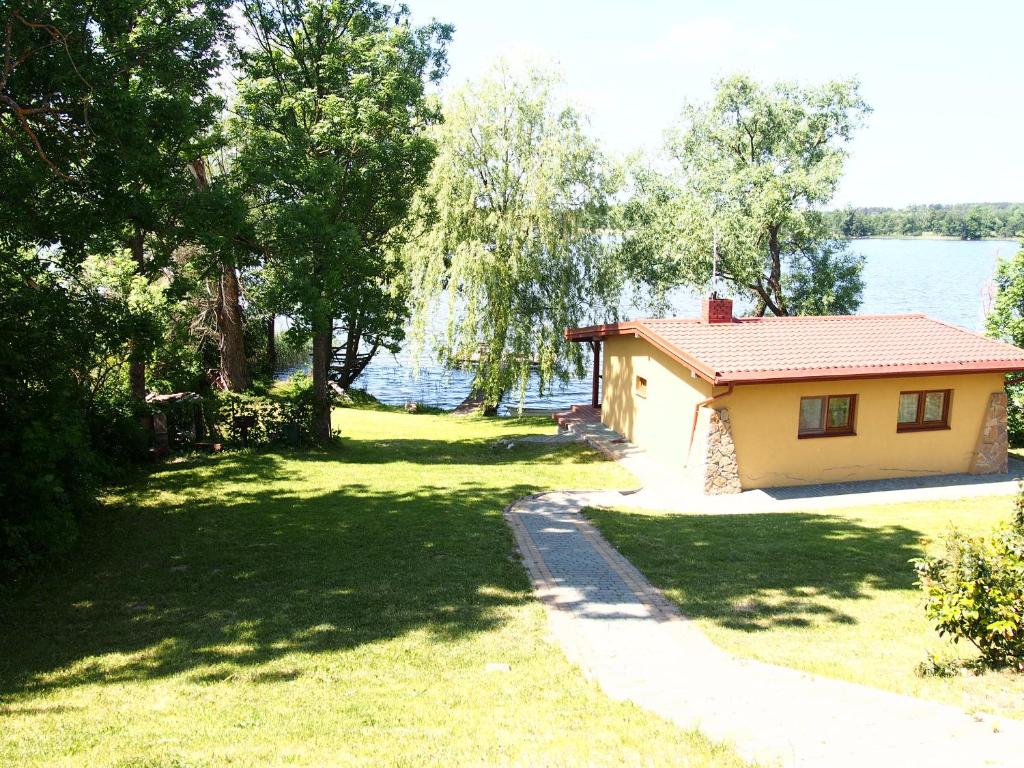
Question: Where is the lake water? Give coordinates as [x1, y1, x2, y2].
[279, 238, 1020, 413]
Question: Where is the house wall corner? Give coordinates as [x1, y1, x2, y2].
[969, 392, 1009, 475]
[704, 408, 742, 494]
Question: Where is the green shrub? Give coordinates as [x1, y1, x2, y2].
[206, 374, 314, 447]
[1007, 381, 1024, 446]
[1, 253, 115, 576]
[913, 491, 1024, 671]
[0, 398, 93, 576]
[88, 388, 150, 466]
[915, 652, 978, 678]
[272, 371, 314, 403]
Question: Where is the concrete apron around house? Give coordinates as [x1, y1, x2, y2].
[558, 418, 1023, 514]
[506, 490, 1024, 768]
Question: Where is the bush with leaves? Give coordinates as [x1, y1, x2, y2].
[913, 492, 1024, 671]
[206, 374, 314, 447]
[1, 250, 152, 575]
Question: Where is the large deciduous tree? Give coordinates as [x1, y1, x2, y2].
[233, 0, 450, 440]
[91, 0, 232, 399]
[620, 74, 870, 316]
[2, 0, 233, 398]
[405, 64, 620, 412]
[1, 2, 112, 262]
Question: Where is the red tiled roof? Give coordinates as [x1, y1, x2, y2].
[566, 314, 1024, 385]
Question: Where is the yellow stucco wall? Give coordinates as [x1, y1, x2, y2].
[725, 373, 1005, 488]
[601, 335, 712, 472]
[600, 334, 1005, 488]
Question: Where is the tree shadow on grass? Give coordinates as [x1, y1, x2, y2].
[144, 433, 606, 475]
[0, 447, 559, 699]
[329, 434, 607, 466]
[584, 509, 925, 632]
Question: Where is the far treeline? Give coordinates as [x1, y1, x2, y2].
[824, 203, 1024, 241]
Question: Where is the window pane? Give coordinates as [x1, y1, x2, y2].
[898, 393, 919, 423]
[923, 391, 946, 422]
[799, 397, 825, 433]
[827, 396, 852, 429]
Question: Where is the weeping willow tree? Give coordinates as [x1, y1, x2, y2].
[405, 63, 620, 412]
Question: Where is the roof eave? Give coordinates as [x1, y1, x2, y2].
[566, 321, 718, 384]
[717, 361, 1024, 385]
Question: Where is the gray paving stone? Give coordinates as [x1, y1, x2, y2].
[505, 491, 1024, 768]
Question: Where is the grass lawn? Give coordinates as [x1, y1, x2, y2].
[586, 497, 1024, 720]
[0, 408, 750, 767]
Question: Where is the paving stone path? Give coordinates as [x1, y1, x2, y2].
[506, 490, 1024, 768]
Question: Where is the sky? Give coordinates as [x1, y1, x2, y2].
[407, 0, 1022, 208]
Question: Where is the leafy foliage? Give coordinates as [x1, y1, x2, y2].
[271, 329, 313, 370]
[0, 0, 232, 575]
[913, 492, 1024, 671]
[784, 241, 867, 316]
[986, 247, 1024, 441]
[2, 0, 233, 261]
[405, 63, 620, 410]
[1, 258, 91, 574]
[620, 74, 869, 316]
[0, 250, 154, 575]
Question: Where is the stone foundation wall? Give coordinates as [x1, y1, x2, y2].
[969, 392, 1009, 475]
[704, 408, 742, 494]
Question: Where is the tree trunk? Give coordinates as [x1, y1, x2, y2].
[453, 388, 502, 416]
[766, 225, 786, 316]
[747, 226, 787, 317]
[128, 225, 147, 401]
[329, 315, 380, 389]
[190, 157, 249, 391]
[215, 263, 249, 391]
[266, 314, 276, 375]
[312, 319, 333, 441]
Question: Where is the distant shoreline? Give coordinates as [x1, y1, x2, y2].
[848, 235, 1020, 243]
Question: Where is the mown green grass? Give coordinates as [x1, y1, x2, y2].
[0, 408, 750, 767]
[586, 497, 1024, 719]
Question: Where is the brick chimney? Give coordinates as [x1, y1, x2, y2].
[701, 295, 734, 324]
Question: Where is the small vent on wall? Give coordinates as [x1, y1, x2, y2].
[635, 375, 648, 398]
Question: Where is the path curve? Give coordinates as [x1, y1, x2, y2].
[506, 489, 1024, 768]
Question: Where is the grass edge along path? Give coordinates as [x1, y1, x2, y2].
[585, 496, 1024, 721]
[0, 408, 753, 768]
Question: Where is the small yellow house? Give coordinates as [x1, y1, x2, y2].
[566, 297, 1024, 493]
